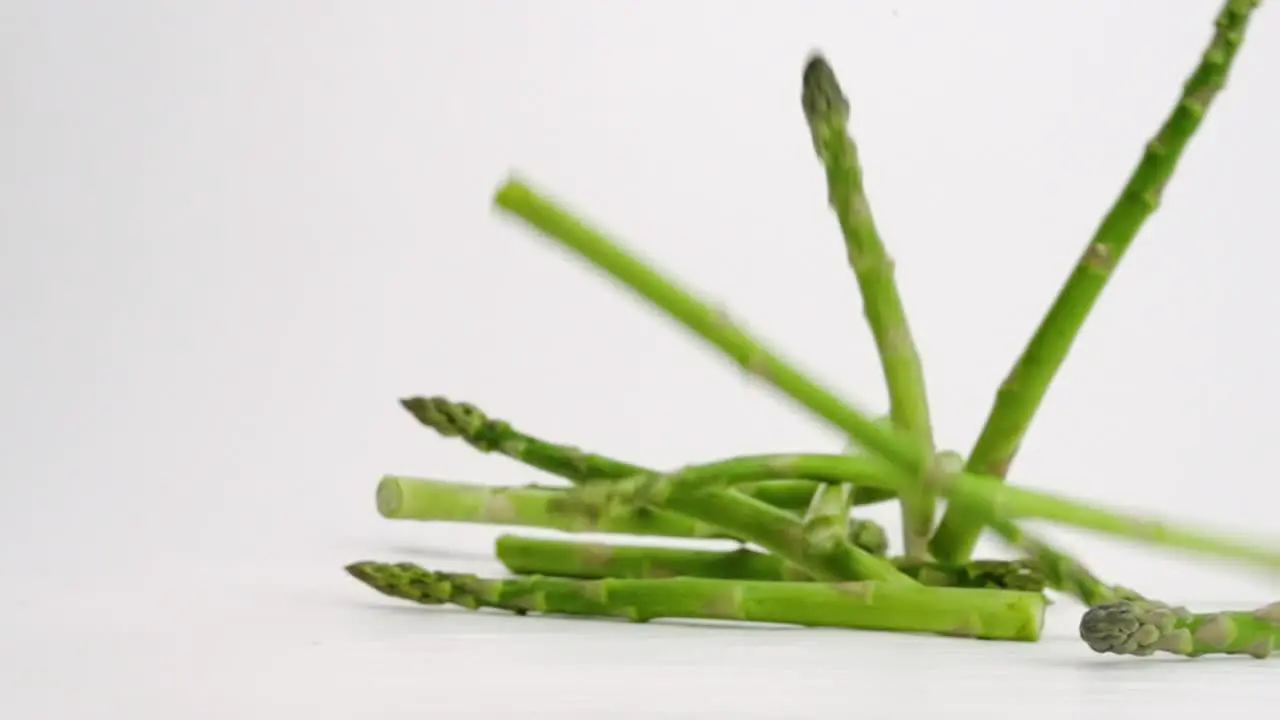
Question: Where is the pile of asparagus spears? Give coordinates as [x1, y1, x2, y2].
[348, 0, 1280, 658]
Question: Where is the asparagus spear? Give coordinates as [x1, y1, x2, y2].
[375, 474, 890, 555]
[802, 53, 938, 557]
[345, 561, 1047, 642]
[494, 177, 930, 477]
[556, 452, 1280, 571]
[400, 394, 894, 508]
[1080, 598, 1280, 659]
[376, 474, 726, 537]
[395, 396, 912, 582]
[491, 177, 1117, 599]
[643, 486, 915, 584]
[495, 534, 1046, 592]
[930, 0, 1265, 564]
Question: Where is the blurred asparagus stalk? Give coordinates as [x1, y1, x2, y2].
[494, 534, 1046, 592]
[930, 0, 1265, 564]
[346, 561, 1047, 642]
[802, 53, 938, 557]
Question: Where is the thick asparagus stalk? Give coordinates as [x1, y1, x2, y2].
[495, 534, 1046, 591]
[931, 0, 1265, 564]
[557, 452, 1280, 571]
[345, 561, 1047, 642]
[492, 177, 1114, 596]
[1080, 599, 1280, 659]
[375, 474, 890, 554]
[400, 394, 893, 508]
[802, 54, 938, 557]
[377, 474, 725, 537]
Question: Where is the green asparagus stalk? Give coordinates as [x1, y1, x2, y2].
[493, 177, 930, 478]
[802, 53, 938, 557]
[400, 394, 893, 508]
[396, 395, 909, 581]
[1080, 598, 1280, 658]
[376, 474, 727, 537]
[375, 474, 890, 554]
[646, 487, 916, 584]
[930, 0, 1265, 565]
[492, 177, 1116, 596]
[495, 534, 1046, 592]
[345, 561, 1046, 641]
[557, 452, 1280, 571]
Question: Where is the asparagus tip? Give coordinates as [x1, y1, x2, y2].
[801, 52, 850, 123]
[1079, 600, 1187, 656]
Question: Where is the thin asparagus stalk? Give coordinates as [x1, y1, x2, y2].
[493, 177, 931, 478]
[557, 452, 1280, 571]
[492, 177, 1112, 592]
[930, 0, 1265, 564]
[345, 561, 1046, 642]
[495, 534, 1046, 592]
[400, 394, 893, 508]
[1080, 598, 1280, 659]
[376, 475, 893, 559]
[802, 53, 938, 557]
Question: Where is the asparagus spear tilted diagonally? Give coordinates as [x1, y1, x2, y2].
[930, 0, 1266, 565]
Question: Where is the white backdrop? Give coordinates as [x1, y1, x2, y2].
[4, 1, 1280, 716]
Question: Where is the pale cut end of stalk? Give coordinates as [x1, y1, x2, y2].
[376, 476, 406, 518]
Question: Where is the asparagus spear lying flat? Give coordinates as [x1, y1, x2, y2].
[376, 475, 890, 556]
[494, 534, 1047, 592]
[1080, 599, 1280, 658]
[346, 561, 1047, 642]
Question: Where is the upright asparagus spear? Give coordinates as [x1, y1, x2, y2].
[930, 0, 1265, 564]
[400, 394, 893, 508]
[802, 54, 938, 557]
[1080, 599, 1280, 658]
[346, 561, 1047, 642]
[495, 534, 1046, 591]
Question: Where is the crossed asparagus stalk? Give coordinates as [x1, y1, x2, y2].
[348, 0, 1280, 657]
